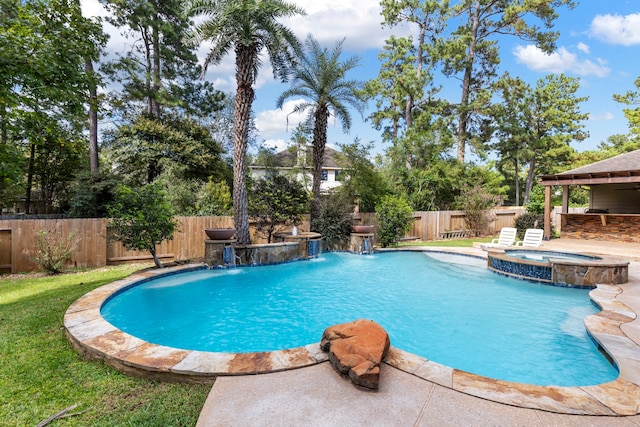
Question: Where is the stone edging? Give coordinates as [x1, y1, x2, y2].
[64, 252, 640, 415]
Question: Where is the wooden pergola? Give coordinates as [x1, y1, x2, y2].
[539, 150, 640, 240]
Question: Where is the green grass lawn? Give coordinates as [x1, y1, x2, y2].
[0, 264, 210, 426]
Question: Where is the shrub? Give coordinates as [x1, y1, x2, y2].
[249, 174, 308, 243]
[32, 230, 80, 274]
[375, 195, 413, 248]
[455, 184, 503, 237]
[107, 183, 179, 268]
[197, 179, 233, 216]
[514, 212, 552, 239]
[524, 184, 545, 214]
[67, 170, 119, 218]
[312, 193, 353, 250]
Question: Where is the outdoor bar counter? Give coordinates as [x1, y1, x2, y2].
[560, 213, 640, 243]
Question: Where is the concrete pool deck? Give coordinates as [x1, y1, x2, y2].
[63, 239, 640, 424]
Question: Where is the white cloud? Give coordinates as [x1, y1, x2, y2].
[254, 99, 309, 137]
[193, 0, 398, 91]
[576, 42, 590, 54]
[590, 13, 640, 46]
[513, 45, 610, 77]
[81, 0, 109, 18]
[589, 112, 615, 121]
[261, 139, 289, 152]
[282, 0, 399, 52]
[82, 0, 396, 93]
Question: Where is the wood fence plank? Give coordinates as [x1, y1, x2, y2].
[1, 209, 531, 273]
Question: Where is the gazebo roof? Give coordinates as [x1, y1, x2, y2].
[539, 149, 640, 186]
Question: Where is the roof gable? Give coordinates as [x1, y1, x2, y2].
[557, 149, 640, 176]
[253, 146, 340, 169]
[540, 149, 640, 186]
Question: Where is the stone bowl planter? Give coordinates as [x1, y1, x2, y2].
[351, 225, 374, 233]
[205, 228, 236, 240]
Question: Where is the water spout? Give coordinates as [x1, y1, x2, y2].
[308, 239, 321, 257]
[223, 245, 236, 267]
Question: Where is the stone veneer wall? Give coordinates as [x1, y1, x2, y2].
[562, 214, 640, 243]
[233, 242, 300, 266]
[487, 251, 629, 287]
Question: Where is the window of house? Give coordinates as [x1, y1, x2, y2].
[321, 170, 328, 181]
[334, 170, 343, 181]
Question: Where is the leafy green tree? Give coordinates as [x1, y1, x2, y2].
[0, 0, 106, 213]
[454, 183, 503, 237]
[185, 0, 305, 244]
[376, 0, 446, 138]
[101, 0, 221, 120]
[107, 183, 179, 268]
[335, 140, 389, 213]
[249, 174, 308, 243]
[362, 36, 416, 144]
[103, 114, 228, 185]
[491, 74, 528, 206]
[277, 36, 364, 228]
[0, 142, 24, 205]
[375, 195, 413, 247]
[613, 76, 640, 140]
[67, 170, 120, 218]
[313, 192, 353, 250]
[157, 164, 202, 216]
[524, 184, 546, 215]
[22, 115, 87, 214]
[285, 123, 314, 189]
[492, 73, 587, 204]
[197, 179, 233, 216]
[442, 0, 575, 162]
[597, 134, 640, 155]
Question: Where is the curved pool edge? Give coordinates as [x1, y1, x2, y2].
[64, 253, 640, 416]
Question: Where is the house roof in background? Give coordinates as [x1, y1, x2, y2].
[254, 146, 340, 169]
[540, 149, 640, 186]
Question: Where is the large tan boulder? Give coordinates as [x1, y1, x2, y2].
[320, 319, 390, 390]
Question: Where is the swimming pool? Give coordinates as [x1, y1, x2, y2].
[101, 251, 617, 387]
[505, 250, 599, 262]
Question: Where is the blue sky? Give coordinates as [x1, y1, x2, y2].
[83, 0, 640, 157]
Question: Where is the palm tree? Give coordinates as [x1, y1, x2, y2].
[277, 36, 363, 228]
[185, 0, 305, 244]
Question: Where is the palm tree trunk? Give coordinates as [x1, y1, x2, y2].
[310, 104, 329, 229]
[232, 46, 256, 244]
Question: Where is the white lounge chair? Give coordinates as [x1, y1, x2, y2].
[515, 228, 544, 248]
[481, 227, 517, 250]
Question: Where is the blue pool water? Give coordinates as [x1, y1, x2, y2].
[101, 251, 618, 386]
[505, 250, 599, 263]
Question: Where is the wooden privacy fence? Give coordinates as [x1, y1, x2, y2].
[359, 207, 526, 242]
[1, 208, 528, 274]
[0, 216, 238, 274]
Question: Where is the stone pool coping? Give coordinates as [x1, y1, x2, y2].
[64, 249, 640, 416]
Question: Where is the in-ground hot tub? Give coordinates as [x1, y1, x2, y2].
[487, 248, 629, 287]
